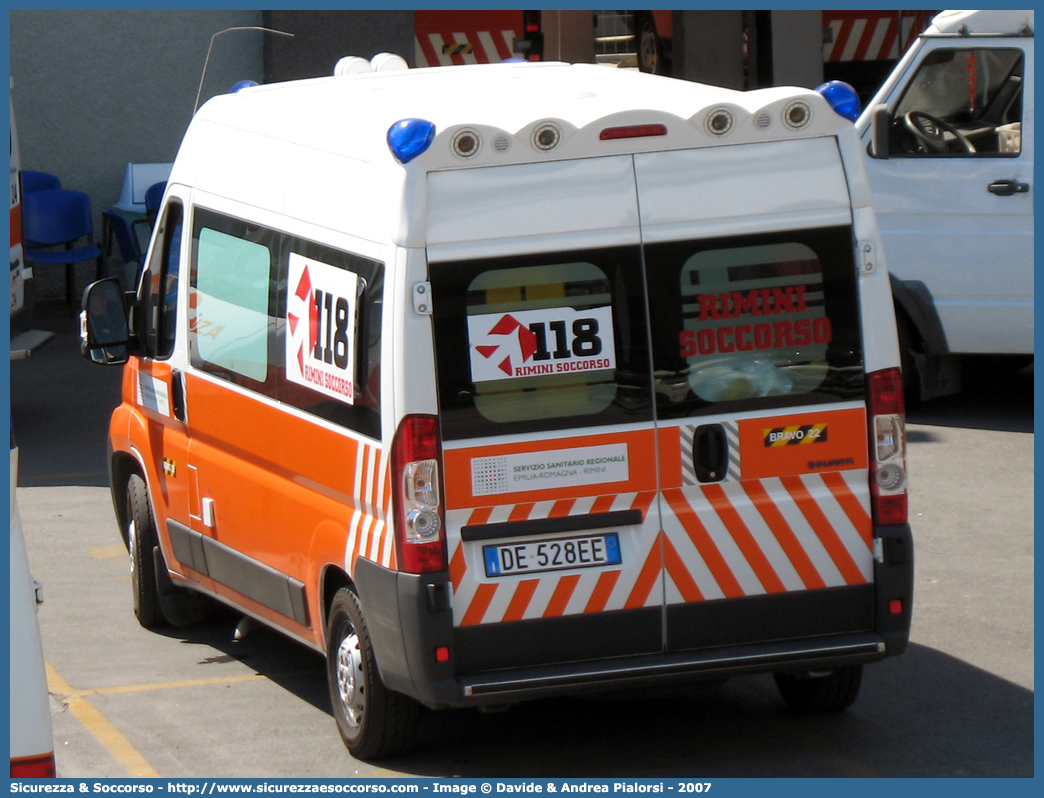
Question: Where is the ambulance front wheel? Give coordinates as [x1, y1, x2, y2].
[326, 587, 420, 760]
[126, 474, 163, 628]
[773, 664, 863, 713]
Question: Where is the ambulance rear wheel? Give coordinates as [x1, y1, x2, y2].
[774, 665, 863, 713]
[126, 474, 162, 628]
[326, 588, 419, 760]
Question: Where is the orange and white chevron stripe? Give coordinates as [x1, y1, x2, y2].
[345, 441, 395, 572]
[446, 469, 872, 628]
[447, 491, 660, 627]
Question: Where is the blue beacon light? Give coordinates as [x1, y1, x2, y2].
[388, 118, 437, 164]
[815, 80, 861, 122]
[230, 79, 259, 93]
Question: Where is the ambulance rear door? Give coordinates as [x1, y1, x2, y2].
[429, 155, 664, 675]
[427, 138, 875, 680]
[634, 140, 876, 653]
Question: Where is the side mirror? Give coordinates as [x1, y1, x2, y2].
[869, 104, 891, 159]
[80, 277, 132, 365]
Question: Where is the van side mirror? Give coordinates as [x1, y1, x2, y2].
[79, 277, 134, 365]
[869, 104, 891, 159]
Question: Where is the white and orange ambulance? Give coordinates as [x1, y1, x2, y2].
[80, 58, 913, 759]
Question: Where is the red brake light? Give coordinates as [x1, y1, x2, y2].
[600, 124, 668, 141]
[391, 414, 447, 574]
[867, 368, 908, 526]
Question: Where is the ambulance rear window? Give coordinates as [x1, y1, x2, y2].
[647, 225, 864, 418]
[431, 246, 653, 440]
[431, 227, 862, 441]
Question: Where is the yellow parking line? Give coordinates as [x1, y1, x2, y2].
[46, 663, 160, 778]
[85, 673, 267, 695]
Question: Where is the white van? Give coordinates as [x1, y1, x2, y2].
[9, 425, 57, 778]
[858, 9, 1034, 399]
[81, 60, 914, 759]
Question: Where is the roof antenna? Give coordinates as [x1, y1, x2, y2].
[194, 26, 294, 114]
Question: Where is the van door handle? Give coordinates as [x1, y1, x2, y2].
[171, 368, 187, 423]
[988, 179, 1030, 196]
[693, 424, 728, 484]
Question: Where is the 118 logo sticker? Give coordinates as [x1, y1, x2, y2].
[467, 306, 616, 384]
[285, 253, 359, 405]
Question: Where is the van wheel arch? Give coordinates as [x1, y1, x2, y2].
[325, 586, 420, 759]
[889, 275, 961, 402]
[110, 452, 142, 547]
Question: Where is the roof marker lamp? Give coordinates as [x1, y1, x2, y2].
[600, 124, 667, 141]
[816, 80, 861, 122]
[388, 118, 436, 164]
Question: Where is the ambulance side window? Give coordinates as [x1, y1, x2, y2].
[191, 226, 272, 382]
[139, 201, 183, 360]
[889, 47, 1024, 156]
[188, 208, 383, 439]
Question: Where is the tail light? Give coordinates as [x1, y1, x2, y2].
[10, 752, 57, 778]
[866, 369, 908, 526]
[391, 415, 447, 574]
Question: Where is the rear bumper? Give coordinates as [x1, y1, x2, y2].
[356, 521, 913, 709]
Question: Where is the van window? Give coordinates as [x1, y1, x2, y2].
[140, 201, 183, 359]
[194, 227, 271, 382]
[890, 47, 1024, 156]
[431, 246, 653, 441]
[647, 226, 864, 419]
[188, 208, 384, 439]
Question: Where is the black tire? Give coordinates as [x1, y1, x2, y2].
[126, 473, 212, 629]
[895, 311, 920, 406]
[774, 665, 863, 713]
[326, 588, 419, 760]
[636, 14, 663, 74]
[154, 549, 213, 628]
[126, 474, 163, 628]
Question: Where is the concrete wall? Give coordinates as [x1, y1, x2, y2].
[11, 10, 263, 301]
[263, 11, 413, 81]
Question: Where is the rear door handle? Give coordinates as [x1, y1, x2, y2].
[693, 424, 728, 484]
[988, 179, 1030, 196]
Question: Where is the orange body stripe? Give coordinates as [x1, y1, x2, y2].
[468, 506, 495, 526]
[781, 476, 865, 584]
[664, 490, 744, 598]
[624, 536, 663, 609]
[702, 484, 786, 594]
[449, 542, 467, 590]
[584, 570, 622, 613]
[663, 534, 704, 603]
[743, 480, 825, 590]
[590, 495, 618, 515]
[550, 498, 577, 518]
[821, 472, 873, 549]
[544, 574, 580, 617]
[509, 503, 534, 522]
[461, 583, 498, 626]
[503, 579, 539, 622]
[630, 491, 656, 518]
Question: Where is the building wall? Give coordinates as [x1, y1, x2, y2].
[263, 11, 413, 81]
[10, 9, 263, 301]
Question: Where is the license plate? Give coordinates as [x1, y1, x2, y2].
[483, 533, 621, 578]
